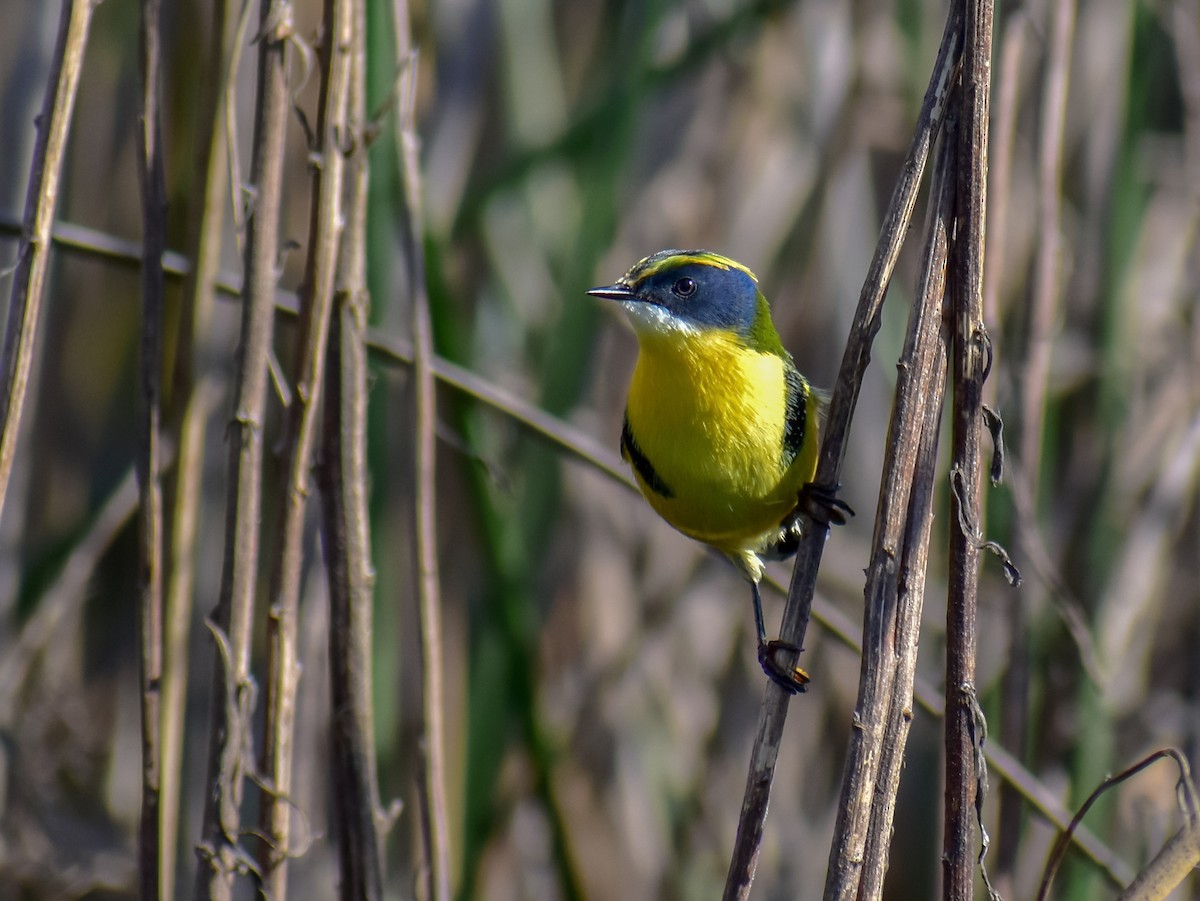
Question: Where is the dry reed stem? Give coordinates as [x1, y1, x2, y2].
[195, 2, 292, 896]
[0, 0, 95, 523]
[257, 0, 352, 893]
[318, 3, 386, 894]
[943, 0, 994, 897]
[852, 109, 956, 900]
[135, 0, 168, 894]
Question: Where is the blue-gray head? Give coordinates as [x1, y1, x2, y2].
[588, 250, 768, 340]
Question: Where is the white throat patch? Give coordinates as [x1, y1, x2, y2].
[619, 300, 698, 337]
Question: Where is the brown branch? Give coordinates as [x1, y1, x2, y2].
[851, 105, 957, 900]
[722, 6, 964, 898]
[135, 0, 168, 894]
[0, 0, 96, 522]
[318, 3, 385, 895]
[257, 0, 352, 893]
[944, 0, 994, 898]
[195, 2, 292, 897]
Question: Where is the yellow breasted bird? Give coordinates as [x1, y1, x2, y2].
[589, 250, 849, 693]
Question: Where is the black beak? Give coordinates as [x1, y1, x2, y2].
[586, 284, 635, 301]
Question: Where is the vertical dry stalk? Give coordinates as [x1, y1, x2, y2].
[195, 2, 292, 896]
[0, 0, 95, 522]
[722, 7, 963, 898]
[849, 112, 957, 901]
[392, 1, 452, 896]
[257, 0, 352, 893]
[135, 0, 167, 895]
[943, 1, 994, 898]
[318, 3, 385, 895]
[160, 1, 236, 893]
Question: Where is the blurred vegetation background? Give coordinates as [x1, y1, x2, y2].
[0, 0, 1197, 898]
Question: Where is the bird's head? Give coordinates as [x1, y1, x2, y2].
[588, 250, 778, 349]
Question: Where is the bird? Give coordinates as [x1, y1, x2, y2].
[588, 249, 849, 693]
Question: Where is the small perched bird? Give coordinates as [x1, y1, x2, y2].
[589, 249, 848, 693]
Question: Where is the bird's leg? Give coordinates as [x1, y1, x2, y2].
[752, 485, 853, 693]
[796, 481, 855, 527]
[752, 581, 809, 694]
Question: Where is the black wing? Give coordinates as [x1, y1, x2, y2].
[621, 414, 674, 499]
[782, 366, 809, 468]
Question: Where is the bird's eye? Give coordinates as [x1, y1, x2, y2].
[672, 277, 697, 298]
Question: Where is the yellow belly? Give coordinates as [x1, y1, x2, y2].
[624, 329, 818, 556]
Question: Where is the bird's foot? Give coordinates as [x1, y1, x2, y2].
[798, 482, 855, 527]
[757, 640, 810, 694]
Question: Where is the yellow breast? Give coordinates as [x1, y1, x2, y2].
[623, 328, 818, 554]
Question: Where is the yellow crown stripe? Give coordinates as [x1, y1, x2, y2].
[624, 251, 758, 286]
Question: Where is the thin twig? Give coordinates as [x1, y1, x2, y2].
[0, 0, 96, 522]
[318, 3, 386, 895]
[258, 0, 352, 893]
[1038, 749, 1197, 901]
[135, 0, 168, 893]
[392, 1, 452, 897]
[944, 1, 994, 898]
[195, 2, 292, 897]
[722, 6, 963, 898]
[852, 106, 957, 900]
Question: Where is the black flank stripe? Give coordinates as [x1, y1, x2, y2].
[621, 415, 674, 499]
[782, 367, 807, 467]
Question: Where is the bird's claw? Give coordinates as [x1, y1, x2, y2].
[758, 640, 810, 694]
[798, 482, 855, 527]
